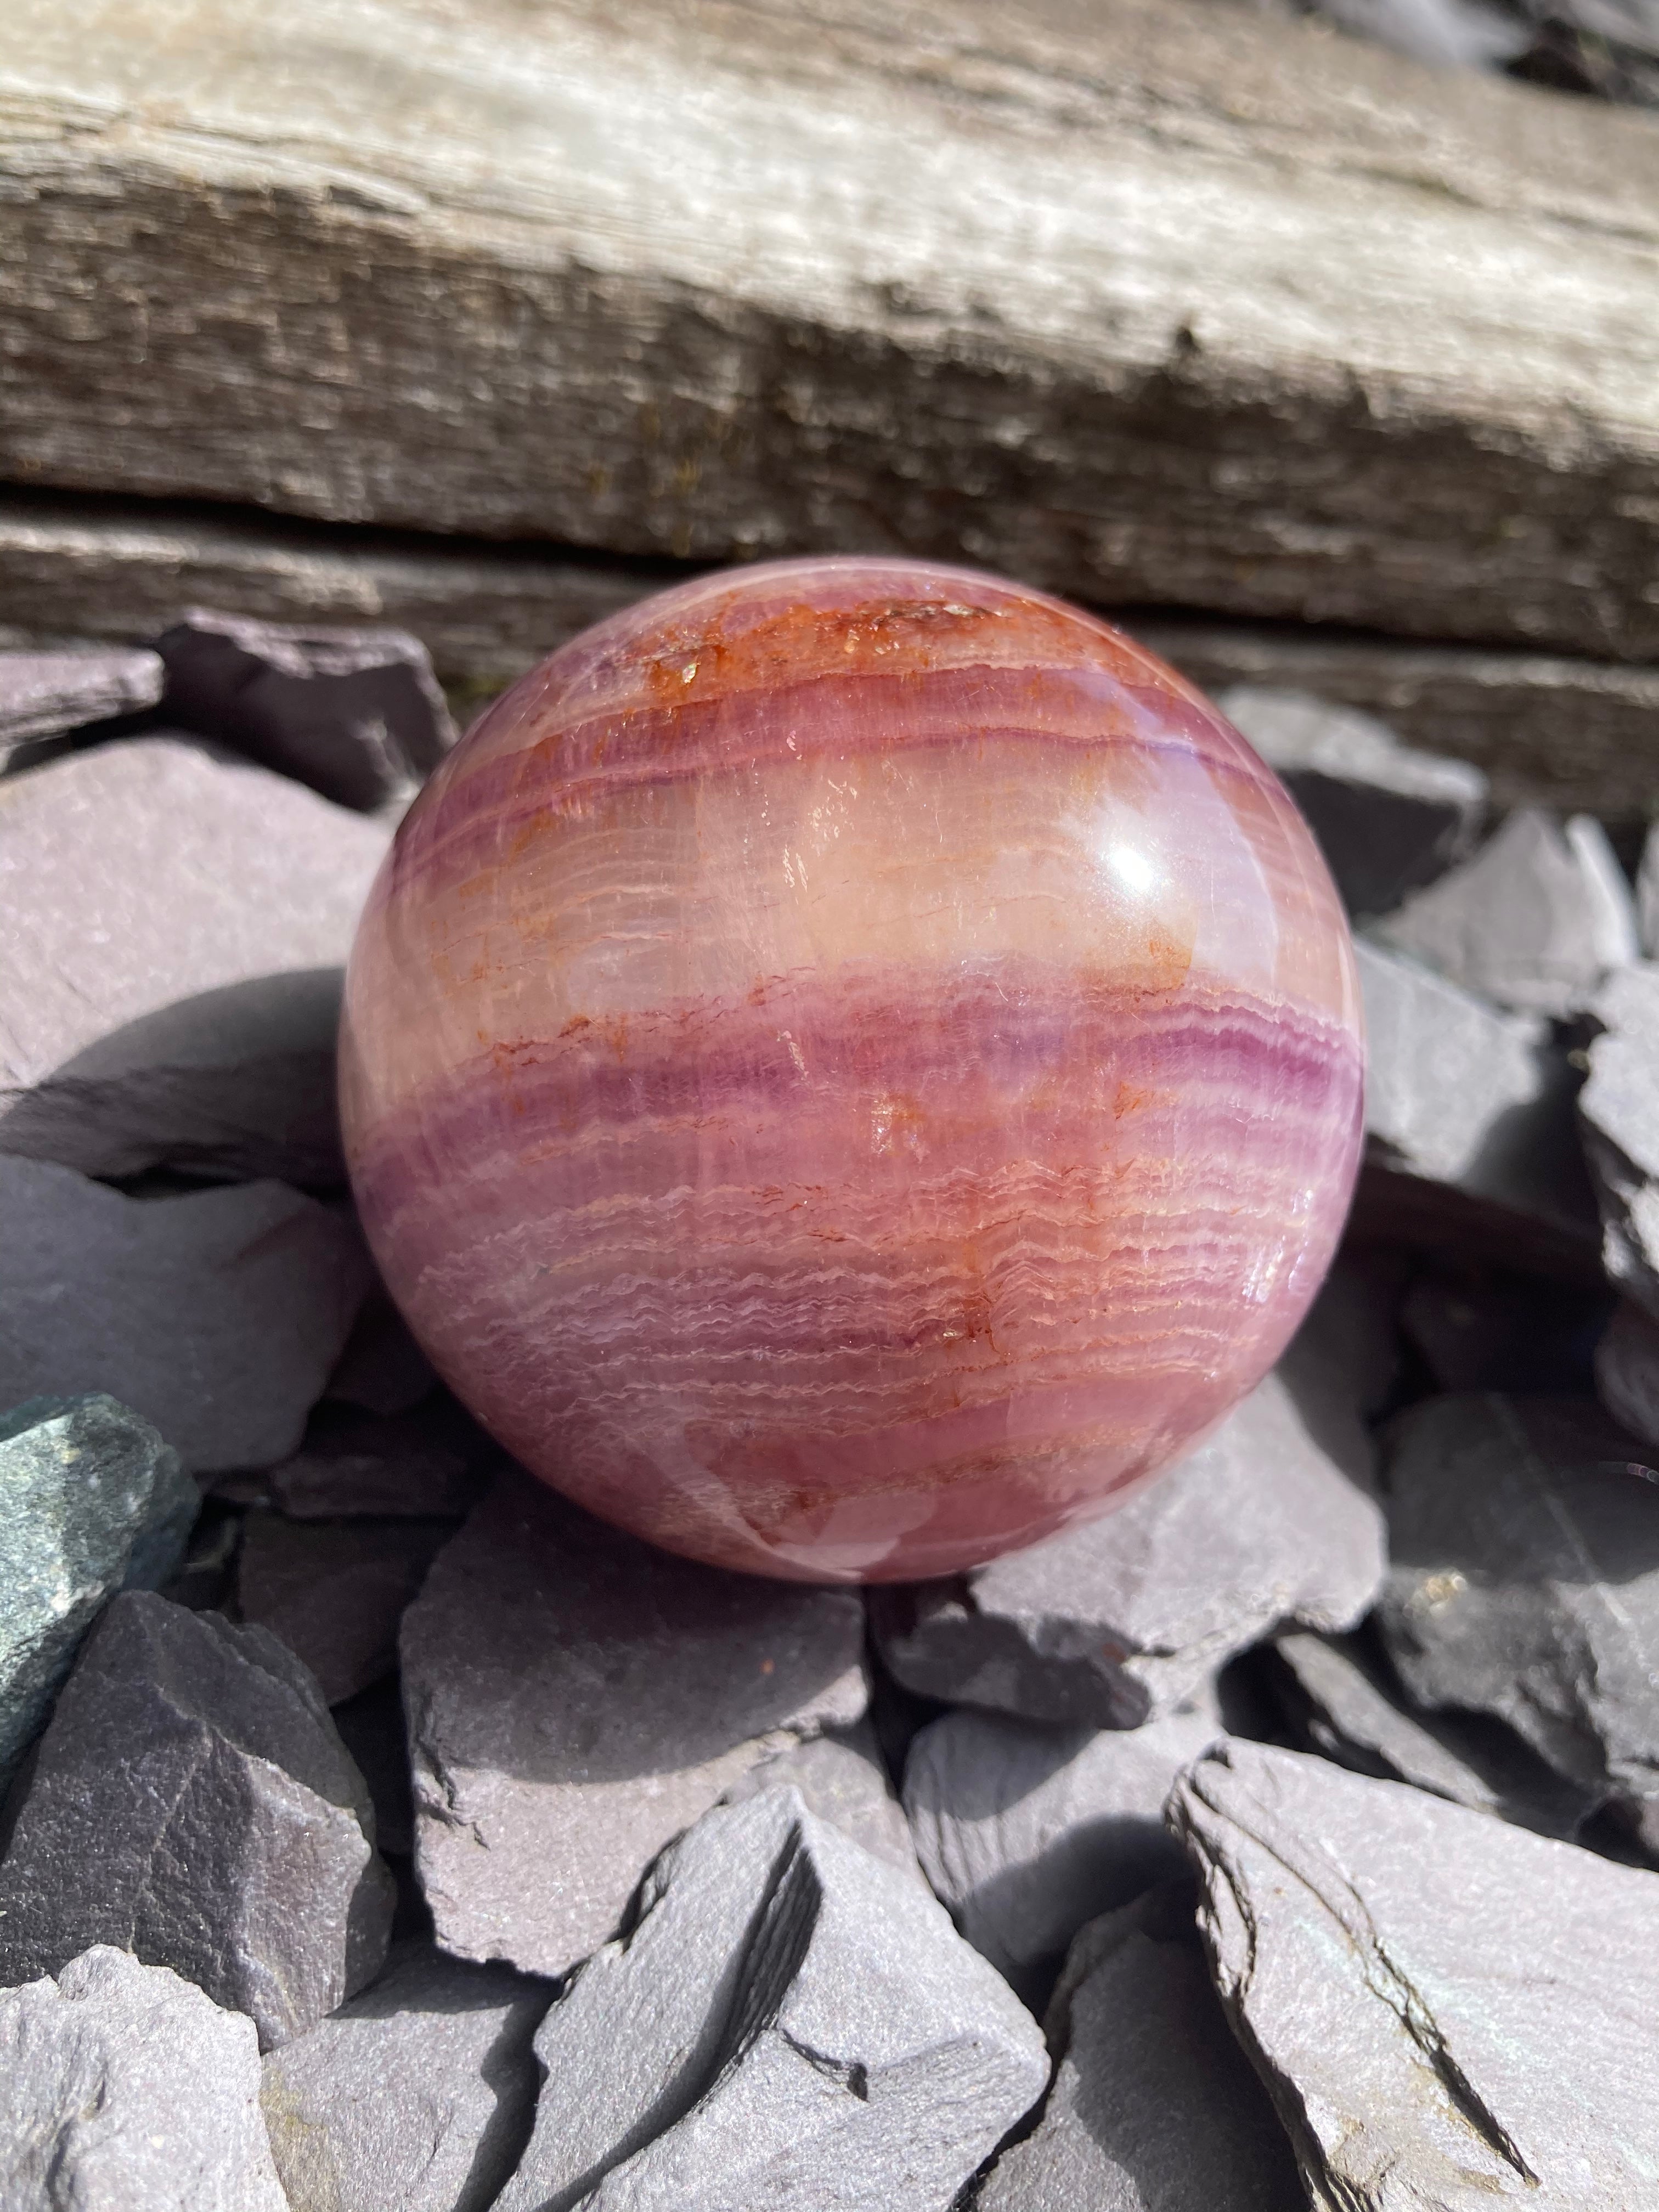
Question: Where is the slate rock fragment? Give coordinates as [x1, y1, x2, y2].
[1506, 9, 1659, 103]
[721, 1716, 923, 1881]
[1400, 1267, 1610, 1394]
[872, 1364, 1384, 1728]
[977, 1882, 1303, 2212]
[1635, 819, 1659, 956]
[1291, 0, 1659, 101]
[261, 1942, 553, 2212]
[156, 607, 456, 811]
[0, 735, 390, 1183]
[1376, 1393, 1659, 1844]
[0, 1944, 287, 2211]
[402, 1468, 868, 1978]
[1267, 1628, 1592, 1838]
[1171, 1740, 1659, 2209]
[903, 1706, 1219, 2002]
[1593, 1296, 1659, 1443]
[331, 1674, 417, 1859]
[1352, 935, 1599, 1273]
[238, 1509, 455, 1703]
[0, 1155, 371, 1472]
[269, 1395, 497, 1519]
[1373, 806, 1638, 1018]
[1294, 1245, 1406, 1419]
[0, 645, 162, 766]
[495, 1786, 1048, 2212]
[322, 1284, 438, 1416]
[159, 1497, 245, 1613]
[0, 1392, 197, 1786]
[0, 1589, 394, 2048]
[1219, 684, 1486, 919]
[1579, 960, 1659, 1316]
[1301, 0, 1532, 71]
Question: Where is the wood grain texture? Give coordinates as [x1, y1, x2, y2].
[3, 493, 1656, 816]
[2, 0, 1657, 657]
[1137, 620, 1659, 819]
[0, 495, 655, 703]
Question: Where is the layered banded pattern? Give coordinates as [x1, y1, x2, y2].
[342, 559, 1363, 1582]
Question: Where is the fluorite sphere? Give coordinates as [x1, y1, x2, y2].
[341, 558, 1363, 1584]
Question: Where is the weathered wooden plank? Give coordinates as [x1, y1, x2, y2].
[3, 493, 1655, 815]
[0, 496, 653, 718]
[1136, 620, 1659, 819]
[2, 0, 1657, 657]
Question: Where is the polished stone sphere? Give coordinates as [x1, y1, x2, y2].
[341, 558, 1363, 1583]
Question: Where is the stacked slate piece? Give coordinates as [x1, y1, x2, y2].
[1252, 0, 1659, 106]
[7, 621, 1659, 2210]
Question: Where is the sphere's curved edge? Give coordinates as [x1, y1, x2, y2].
[341, 555, 1366, 1584]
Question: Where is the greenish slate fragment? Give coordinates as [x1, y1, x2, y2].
[0, 1393, 199, 1784]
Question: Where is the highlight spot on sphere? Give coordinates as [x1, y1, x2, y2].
[340, 557, 1364, 1584]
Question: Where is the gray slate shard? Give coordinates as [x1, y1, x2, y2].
[1374, 808, 1638, 1019]
[157, 1497, 245, 1614]
[0, 1589, 394, 2049]
[0, 645, 163, 765]
[721, 1717, 923, 1882]
[872, 1363, 1384, 1729]
[1593, 1296, 1659, 1443]
[1635, 821, 1659, 958]
[978, 1882, 1303, 2212]
[0, 1944, 287, 2212]
[261, 1941, 553, 2212]
[0, 1392, 198, 1786]
[402, 1466, 868, 1978]
[1295, 1246, 1406, 1421]
[270, 1396, 497, 1519]
[1296, 0, 1659, 94]
[495, 1786, 1048, 2212]
[1171, 1740, 1659, 2210]
[156, 607, 456, 812]
[238, 1510, 456, 1704]
[331, 1675, 416, 1859]
[0, 734, 388, 1183]
[322, 1285, 438, 1416]
[902, 1706, 1219, 2003]
[1267, 1628, 1593, 1838]
[1400, 1269, 1609, 1395]
[1375, 1393, 1659, 1842]
[1218, 684, 1486, 919]
[1353, 935, 1598, 1273]
[1305, 0, 1532, 69]
[1579, 960, 1659, 1317]
[0, 1155, 371, 1472]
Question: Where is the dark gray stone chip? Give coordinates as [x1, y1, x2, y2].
[238, 1509, 456, 1704]
[903, 1705, 1220, 2004]
[494, 1786, 1048, 2212]
[0, 646, 163, 764]
[1220, 683, 1486, 919]
[0, 1392, 198, 1787]
[977, 1881, 1303, 2212]
[0, 1589, 393, 2048]
[1374, 1392, 1659, 1848]
[0, 1156, 371, 1473]
[155, 607, 456, 811]
[401, 1468, 868, 1978]
[1171, 1739, 1659, 2208]
[0, 733, 389, 1184]
[261, 1941, 554, 2212]
[0, 1944, 287, 2210]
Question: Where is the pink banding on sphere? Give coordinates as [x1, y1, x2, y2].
[341, 557, 1364, 1584]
